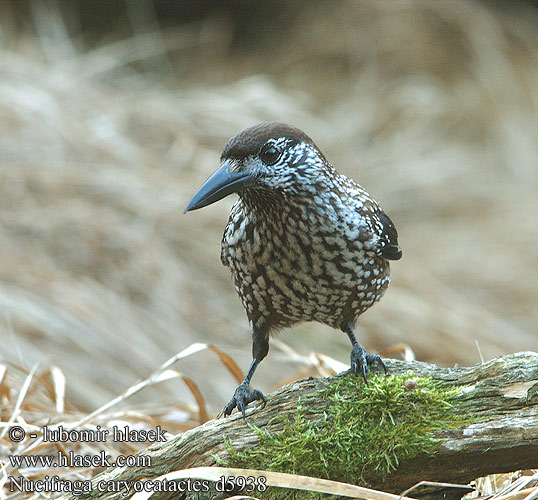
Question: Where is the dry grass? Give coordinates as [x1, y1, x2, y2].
[0, 0, 537, 498]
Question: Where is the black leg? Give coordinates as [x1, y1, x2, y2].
[342, 323, 386, 383]
[223, 333, 268, 417]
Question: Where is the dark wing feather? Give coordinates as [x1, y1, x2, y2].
[377, 212, 402, 260]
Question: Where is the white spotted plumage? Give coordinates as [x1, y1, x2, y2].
[221, 131, 399, 334]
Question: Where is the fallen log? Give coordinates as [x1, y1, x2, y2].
[60, 352, 538, 500]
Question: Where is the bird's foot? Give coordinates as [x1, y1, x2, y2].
[350, 344, 387, 383]
[224, 382, 266, 417]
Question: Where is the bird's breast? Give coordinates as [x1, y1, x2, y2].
[221, 201, 391, 330]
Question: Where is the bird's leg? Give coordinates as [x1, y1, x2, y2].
[223, 334, 268, 417]
[342, 323, 387, 383]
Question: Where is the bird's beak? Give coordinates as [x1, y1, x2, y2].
[184, 160, 255, 213]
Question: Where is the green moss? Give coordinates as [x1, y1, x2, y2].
[221, 372, 471, 499]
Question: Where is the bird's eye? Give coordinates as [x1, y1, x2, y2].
[259, 143, 281, 165]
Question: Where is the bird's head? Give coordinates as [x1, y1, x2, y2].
[184, 122, 328, 213]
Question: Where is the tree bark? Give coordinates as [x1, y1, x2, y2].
[61, 352, 538, 500]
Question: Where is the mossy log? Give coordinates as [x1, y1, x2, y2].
[64, 352, 538, 500]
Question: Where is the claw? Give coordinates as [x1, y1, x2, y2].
[238, 400, 246, 418]
[252, 389, 267, 408]
[224, 382, 265, 418]
[350, 344, 386, 384]
[361, 363, 368, 384]
[367, 353, 387, 374]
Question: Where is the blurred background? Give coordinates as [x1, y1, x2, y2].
[0, 0, 537, 416]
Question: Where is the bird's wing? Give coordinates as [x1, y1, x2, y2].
[376, 211, 402, 260]
[347, 181, 402, 261]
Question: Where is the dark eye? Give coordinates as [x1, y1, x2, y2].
[259, 143, 281, 165]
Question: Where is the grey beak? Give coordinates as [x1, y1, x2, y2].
[184, 161, 255, 213]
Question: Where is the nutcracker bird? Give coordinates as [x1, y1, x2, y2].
[185, 122, 402, 417]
